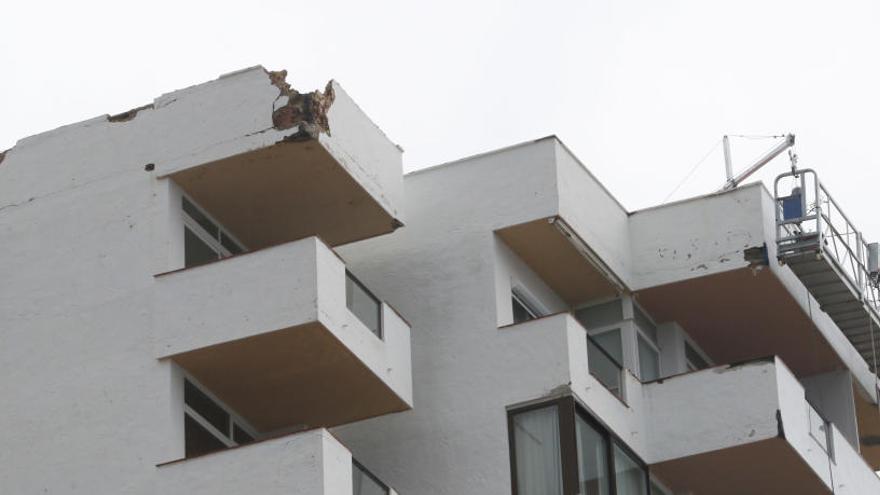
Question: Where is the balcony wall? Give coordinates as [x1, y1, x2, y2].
[646, 357, 880, 494]
[497, 313, 647, 456]
[148, 68, 403, 249]
[157, 428, 389, 495]
[630, 183, 878, 406]
[152, 236, 412, 433]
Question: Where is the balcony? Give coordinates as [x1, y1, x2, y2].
[646, 357, 880, 494]
[157, 428, 399, 495]
[153, 236, 412, 434]
[497, 313, 647, 455]
[630, 184, 879, 417]
[154, 69, 404, 249]
[483, 138, 630, 308]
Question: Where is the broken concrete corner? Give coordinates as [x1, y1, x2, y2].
[108, 104, 154, 123]
[268, 69, 335, 134]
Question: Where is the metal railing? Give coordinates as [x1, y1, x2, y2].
[774, 169, 880, 313]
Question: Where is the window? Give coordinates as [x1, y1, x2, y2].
[575, 300, 623, 329]
[182, 196, 245, 268]
[512, 405, 564, 495]
[685, 341, 709, 371]
[346, 270, 383, 338]
[637, 335, 659, 382]
[575, 415, 610, 494]
[632, 303, 660, 382]
[353, 460, 390, 495]
[509, 397, 650, 495]
[588, 329, 624, 398]
[613, 444, 648, 495]
[184, 378, 257, 458]
[512, 290, 540, 324]
[576, 298, 663, 386]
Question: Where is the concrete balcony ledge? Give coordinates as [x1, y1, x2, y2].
[646, 357, 880, 494]
[0, 67, 403, 248]
[153, 68, 404, 249]
[497, 313, 646, 454]
[157, 428, 399, 495]
[152, 236, 412, 433]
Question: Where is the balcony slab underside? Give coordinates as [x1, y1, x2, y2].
[652, 438, 828, 495]
[167, 139, 398, 249]
[497, 217, 619, 306]
[636, 267, 844, 378]
[173, 321, 408, 432]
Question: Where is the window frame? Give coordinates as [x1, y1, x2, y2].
[631, 301, 661, 382]
[183, 374, 260, 457]
[575, 297, 664, 384]
[182, 194, 246, 266]
[345, 269, 384, 339]
[511, 289, 542, 324]
[352, 458, 391, 495]
[684, 337, 712, 372]
[508, 396, 652, 495]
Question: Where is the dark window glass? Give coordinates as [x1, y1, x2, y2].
[575, 415, 610, 495]
[637, 335, 660, 382]
[685, 341, 709, 370]
[346, 271, 382, 337]
[633, 305, 657, 343]
[182, 197, 219, 239]
[185, 414, 227, 458]
[575, 300, 623, 329]
[512, 295, 537, 324]
[233, 423, 254, 445]
[185, 227, 219, 268]
[588, 331, 623, 397]
[353, 461, 389, 495]
[184, 380, 230, 435]
[613, 444, 648, 495]
[220, 232, 244, 255]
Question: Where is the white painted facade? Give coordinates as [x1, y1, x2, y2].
[2, 68, 880, 494]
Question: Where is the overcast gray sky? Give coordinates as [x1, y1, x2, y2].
[2, 0, 878, 235]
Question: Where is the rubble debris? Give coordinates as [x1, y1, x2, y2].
[268, 70, 335, 133]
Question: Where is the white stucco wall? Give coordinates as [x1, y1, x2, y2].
[157, 428, 352, 495]
[0, 67, 407, 494]
[320, 81, 404, 223]
[628, 184, 765, 289]
[554, 141, 632, 286]
[332, 144, 880, 495]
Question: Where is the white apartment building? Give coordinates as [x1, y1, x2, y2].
[2, 67, 880, 494]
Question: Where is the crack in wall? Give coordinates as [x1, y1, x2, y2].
[267, 69, 335, 134]
[108, 104, 153, 123]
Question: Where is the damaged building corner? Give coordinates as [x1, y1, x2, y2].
[108, 104, 153, 123]
[744, 243, 769, 269]
[268, 69, 335, 134]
